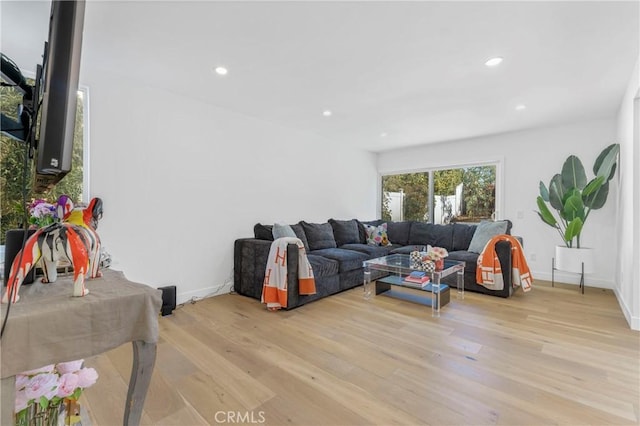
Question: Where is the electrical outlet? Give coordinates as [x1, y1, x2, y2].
[517, 210, 524, 219]
[529, 253, 537, 262]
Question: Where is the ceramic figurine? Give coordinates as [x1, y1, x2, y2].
[2, 197, 104, 304]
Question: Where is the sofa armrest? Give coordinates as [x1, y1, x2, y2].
[494, 240, 513, 297]
[234, 238, 271, 300]
[494, 236, 523, 296]
[234, 238, 301, 308]
[286, 243, 299, 308]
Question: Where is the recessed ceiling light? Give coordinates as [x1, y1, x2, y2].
[214, 66, 228, 75]
[380, 132, 388, 137]
[322, 110, 332, 117]
[485, 57, 503, 67]
[515, 104, 526, 111]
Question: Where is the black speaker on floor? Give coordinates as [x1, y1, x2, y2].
[159, 285, 176, 316]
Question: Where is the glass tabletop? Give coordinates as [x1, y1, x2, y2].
[363, 254, 465, 279]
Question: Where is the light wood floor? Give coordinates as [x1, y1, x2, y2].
[81, 281, 639, 425]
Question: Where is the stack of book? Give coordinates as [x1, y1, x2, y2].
[403, 271, 431, 288]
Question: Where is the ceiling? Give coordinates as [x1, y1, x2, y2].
[2, 1, 638, 152]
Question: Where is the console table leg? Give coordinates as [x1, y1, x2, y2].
[124, 340, 156, 426]
[1, 376, 15, 426]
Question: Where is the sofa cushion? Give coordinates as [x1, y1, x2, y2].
[300, 221, 337, 250]
[386, 221, 413, 246]
[272, 223, 297, 239]
[340, 243, 394, 258]
[310, 248, 369, 273]
[328, 218, 361, 246]
[389, 245, 419, 255]
[468, 220, 509, 253]
[254, 223, 309, 250]
[290, 224, 310, 251]
[363, 223, 392, 246]
[447, 250, 479, 266]
[307, 254, 339, 278]
[409, 223, 454, 249]
[452, 223, 478, 251]
[254, 223, 274, 241]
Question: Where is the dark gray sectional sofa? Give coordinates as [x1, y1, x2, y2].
[234, 219, 519, 310]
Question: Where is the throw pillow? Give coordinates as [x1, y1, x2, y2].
[467, 220, 509, 253]
[328, 218, 360, 246]
[289, 223, 310, 252]
[272, 223, 297, 239]
[254, 223, 274, 241]
[452, 223, 478, 251]
[364, 223, 392, 246]
[357, 219, 385, 243]
[300, 221, 337, 251]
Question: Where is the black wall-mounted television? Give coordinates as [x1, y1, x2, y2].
[33, 0, 86, 193]
[0, 0, 85, 193]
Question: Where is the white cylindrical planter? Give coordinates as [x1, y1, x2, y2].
[555, 246, 595, 274]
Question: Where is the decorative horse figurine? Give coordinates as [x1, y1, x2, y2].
[2, 197, 104, 304]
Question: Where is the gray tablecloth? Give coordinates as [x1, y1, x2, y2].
[1, 269, 162, 378]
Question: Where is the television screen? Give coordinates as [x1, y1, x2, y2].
[33, 0, 85, 193]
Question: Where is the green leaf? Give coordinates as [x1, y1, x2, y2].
[564, 217, 583, 243]
[536, 197, 557, 226]
[539, 181, 549, 202]
[40, 396, 49, 410]
[548, 174, 565, 211]
[584, 180, 610, 210]
[593, 143, 620, 181]
[582, 176, 605, 197]
[72, 388, 83, 400]
[563, 194, 585, 222]
[561, 155, 587, 191]
[563, 187, 581, 203]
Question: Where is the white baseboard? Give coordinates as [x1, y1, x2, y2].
[533, 270, 614, 289]
[613, 287, 640, 331]
[176, 281, 233, 305]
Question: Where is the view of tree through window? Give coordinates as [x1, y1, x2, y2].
[382, 165, 496, 224]
[382, 172, 429, 221]
[0, 80, 85, 244]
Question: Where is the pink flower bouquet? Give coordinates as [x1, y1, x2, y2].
[424, 245, 449, 261]
[14, 359, 98, 425]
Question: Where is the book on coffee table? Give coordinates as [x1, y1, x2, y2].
[403, 271, 430, 288]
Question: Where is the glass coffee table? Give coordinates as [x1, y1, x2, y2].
[362, 254, 465, 317]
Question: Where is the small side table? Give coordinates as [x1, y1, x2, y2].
[1, 269, 162, 425]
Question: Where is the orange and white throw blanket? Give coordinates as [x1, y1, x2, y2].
[261, 237, 316, 310]
[476, 234, 532, 292]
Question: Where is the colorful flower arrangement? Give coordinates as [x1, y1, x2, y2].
[424, 245, 449, 261]
[27, 199, 58, 228]
[14, 360, 98, 426]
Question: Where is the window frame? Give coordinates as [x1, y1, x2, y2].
[378, 158, 504, 223]
[78, 85, 90, 203]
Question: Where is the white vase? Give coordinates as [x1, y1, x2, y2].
[555, 246, 595, 274]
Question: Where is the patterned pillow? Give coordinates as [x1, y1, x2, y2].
[363, 223, 392, 246]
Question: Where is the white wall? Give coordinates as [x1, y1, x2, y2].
[378, 118, 619, 289]
[83, 71, 378, 303]
[614, 56, 639, 330]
